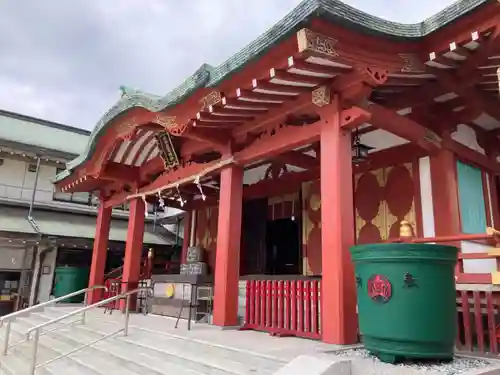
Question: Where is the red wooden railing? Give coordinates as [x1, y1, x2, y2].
[392, 224, 500, 285]
[242, 279, 321, 339]
[241, 226, 500, 348]
[456, 289, 500, 354]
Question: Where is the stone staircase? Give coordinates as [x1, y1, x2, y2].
[0, 306, 287, 375]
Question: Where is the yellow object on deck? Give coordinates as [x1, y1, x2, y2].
[491, 272, 500, 285]
[487, 248, 500, 256]
[165, 284, 175, 298]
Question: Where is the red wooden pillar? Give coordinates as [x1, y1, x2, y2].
[181, 210, 192, 263]
[430, 149, 461, 237]
[88, 205, 111, 304]
[213, 165, 243, 327]
[320, 95, 358, 344]
[120, 197, 145, 311]
[430, 149, 462, 274]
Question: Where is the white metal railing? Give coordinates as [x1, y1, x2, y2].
[25, 287, 151, 375]
[0, 285, 107, 356]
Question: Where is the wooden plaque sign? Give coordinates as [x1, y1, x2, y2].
[155, 132, 179, 170]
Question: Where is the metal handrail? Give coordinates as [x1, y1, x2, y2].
[26, 287, 151, 375]
[1, 285, 107, 356]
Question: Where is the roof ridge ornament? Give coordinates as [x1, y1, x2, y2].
[119, 85, 160, 100]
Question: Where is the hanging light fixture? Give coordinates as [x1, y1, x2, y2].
[351, 128, 373, 164]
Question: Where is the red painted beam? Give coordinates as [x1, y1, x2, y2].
[100, 162, 140, 184]
[354, 143, 427, 173]
[339, 106, 371, 130]
[235, 122, 322, 165]
[235, 105, 370, 166]
[139, 156, 164, 180]
[276, 151, 318, 169]
[244, 168, 320, 200]
[184, 128, 231, 152]
[365, 103, 441, 152]
[444, 137, 500, 173]
[180, 140, 212, 159]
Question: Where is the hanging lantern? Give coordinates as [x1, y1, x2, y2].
[351, 128, 373, 164]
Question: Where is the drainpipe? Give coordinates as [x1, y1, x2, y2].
[26, 157, 48, 306]
[27, 157, 41, 234]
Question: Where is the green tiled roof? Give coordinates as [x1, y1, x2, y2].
[55, 0, 490, 183]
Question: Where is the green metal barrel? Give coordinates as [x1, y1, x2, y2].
[53, 267, 89, 303]
[350, 243, 458, 363]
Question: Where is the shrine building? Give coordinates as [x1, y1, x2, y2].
[54, 0, 500, 345]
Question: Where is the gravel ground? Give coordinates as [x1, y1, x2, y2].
[332, 348, 491, 375]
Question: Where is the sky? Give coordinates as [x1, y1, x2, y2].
[0, 0, 458, 131]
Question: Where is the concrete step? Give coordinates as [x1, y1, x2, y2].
[35, 311, 285, 374]
[49, 326, 212, 375]
[0, 323, 99, 375]
[0, 306, 290, 375]
[9, 319, 153, 375]
[31, 313, 259, 375]
[113, 324, 280, 374]
[15, 313, 238, 375]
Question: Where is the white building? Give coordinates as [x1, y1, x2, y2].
[0, 109, 181, 314]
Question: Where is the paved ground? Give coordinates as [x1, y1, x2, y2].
[82, 307, 348, 362]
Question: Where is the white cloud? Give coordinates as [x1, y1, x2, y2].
[0, 0, 458, 130]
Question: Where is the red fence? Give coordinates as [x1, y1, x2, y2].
[242, 279, 321, 339]
[241, 279, 500, 353]
[456, 289, 500, 354]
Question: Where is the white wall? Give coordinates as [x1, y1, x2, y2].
[0, 156, 58, 203]
[418, 157, 435, 238]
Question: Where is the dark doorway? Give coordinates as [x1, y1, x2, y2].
[265, 218, 300, 275]
[240, 198, 268, 275]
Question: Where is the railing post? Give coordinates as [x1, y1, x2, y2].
[3, 321, 11, 355]
[81, 292, 88, 325]
[29, 329, 40, 375]
[124, 294, 131, 336]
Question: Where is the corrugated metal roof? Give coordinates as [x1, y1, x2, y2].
[0, 112, 89, 157]
[0, 206, 173, 245]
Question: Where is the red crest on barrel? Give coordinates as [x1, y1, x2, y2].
[367, 274, 392, 303]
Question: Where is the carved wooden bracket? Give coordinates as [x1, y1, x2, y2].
[154, 114, 187, 136]
[312, 86, 331, 107]
[297, 29, 339, 57]
[200, 91, 223, 110]
[398, 54, 426, 73]
[360, 67, 389, 87]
